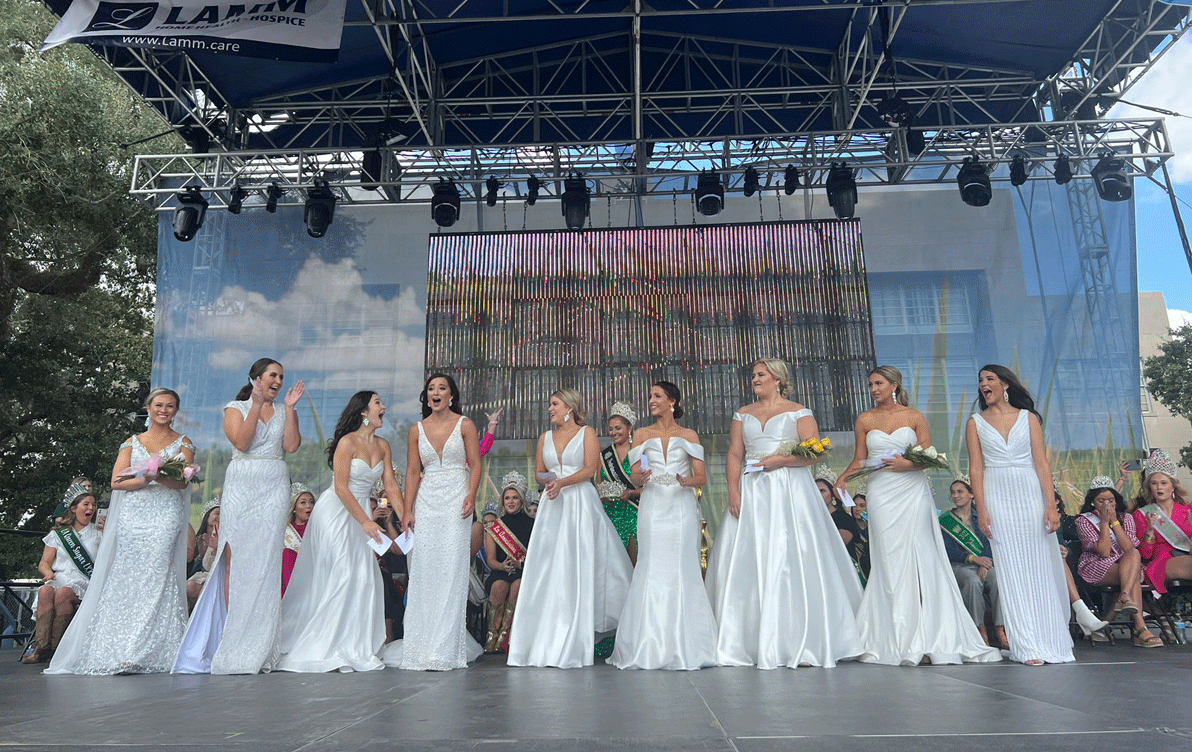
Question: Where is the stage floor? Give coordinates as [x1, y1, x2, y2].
[2, 645, 1190, 751]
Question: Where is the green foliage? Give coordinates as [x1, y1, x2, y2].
[1143, 323, 1192, 468]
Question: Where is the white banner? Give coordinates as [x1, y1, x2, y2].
[42, 0, 348, 62]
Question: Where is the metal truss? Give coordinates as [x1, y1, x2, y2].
[129, 118, 1172, 211]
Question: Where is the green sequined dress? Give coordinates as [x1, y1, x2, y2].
[595, 450, 638, 659]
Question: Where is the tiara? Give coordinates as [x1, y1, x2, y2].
[954, 473, 971, 486]
[1144, 449, 1179, 480]
[481, 502, 500, 518]
[1089, 476, 1115, 491]
[814, 465, 838, 484]
[201, 496, 221, 516]
[290, 482, 312, 501]
[62, 482, 90, 506]
[501, 470, 529, 499]
[609, 400, 637, 427]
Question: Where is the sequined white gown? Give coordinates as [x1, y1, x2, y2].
[383, 417, 480, 670]
[47, 436, 191, 675]
[974, 410, 1073, 664]
[174, 400, 291, 674]
[507, 429, 634, 668]
[276, 459, 386, 672]
[610, 437, 717, 670]
[706, 410, 864, 669]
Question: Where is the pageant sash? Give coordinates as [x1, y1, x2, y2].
[55, 528, 94, 579]
[1139, 504, 1192, 552]
[489, 519, 528, 563]
[601, 445, 636, 490]
[939, 510, 985, 557]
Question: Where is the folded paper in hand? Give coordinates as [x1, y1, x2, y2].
[743, 459, 764, 474]
[366, 532, 395, 556]
[536, 471, 557, 485]
[638, 454, 650, 472]
[837, 488, 855, 508]
[395, 529, 414, 554]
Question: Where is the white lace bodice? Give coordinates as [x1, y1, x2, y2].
[225, 400, 286, 460]
[417, 417, 466, 473]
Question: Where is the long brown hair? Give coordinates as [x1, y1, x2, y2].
[975, 364, 1041, 423]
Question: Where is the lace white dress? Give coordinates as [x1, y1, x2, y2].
[610, 437, 717, 670]
[973, 411, 1073, 664]
[506, 429, 634, 668]
[276, 459, 386, 672]
[706, 410, 864, 669]
[174, 400, 291, 674]
[47, 435, 191, 676]
[854, 426, 1002, 666]
[383, 417, 480, 670]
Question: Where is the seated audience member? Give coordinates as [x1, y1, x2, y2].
[941, 478, 1006, 648]
[471, 503, 500, 559]
[370, 484, 406, 642]
[815, 473, 860, 551]
[23, 490, 101, 664]
[282, 484, 315, 595]
[186, 498, 221, 610]
[483, 472, 535, 653]
[1134, 449, 1192, 596]
[525, 499, 539, 519]
[1075, 477, 1159, 647]
[850, 493, 870, 578]
[1052, 490, 1110, 639]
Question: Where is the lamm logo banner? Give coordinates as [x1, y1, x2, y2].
[42, 0, 348, 62]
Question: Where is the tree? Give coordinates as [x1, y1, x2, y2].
[1143, 323, 1192, 469]
[0, 0, 179, 576]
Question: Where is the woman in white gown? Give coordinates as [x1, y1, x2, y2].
[174, 358, 304, 675]
[383, 373, 482, 670]
[507, 388, 634, 668]
[276, 391, 402, 672]
[967, 365, 1073, 665]
[48, 388, 195, 675]
[837, 366, 1001, 666]
[611, 381, 716, 670]
[707, 358, 864, 669]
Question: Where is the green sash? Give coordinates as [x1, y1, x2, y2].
[55, 527, 94, 579]
[601, 445, 636, 490]
[939, 510, 985, 558]
[1139, 504, 1192, 552]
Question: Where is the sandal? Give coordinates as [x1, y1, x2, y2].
[1112, 596, 1139, 616]
[1132, 629, 1163, 648]
[1089, 629, 1110, 644]
[993, 626, 1011, 650]
[1024, 659, 1044, 666]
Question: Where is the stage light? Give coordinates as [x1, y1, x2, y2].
[876, 94, 912, 127]
[1009, 155, 1029, 187]
[905, 129, 926, 157]
[784, 165, 800, 195]
[695, 171, 724, 216]
[1054, 155, 1073, 185]
[172, 186, 208, 242]
[742, 166, 760, 197]
[178, 124, 210, 154]
[379, 121, 410, 146]
[1091, 153, 1132, 202]
[265, 183, 283, 213]
[956, 156, 991, 207]
[825, 163, 857, 219]
[303, 178, 337, 238]
[561, 174, 590, 230]
[526, 175, 540, 206]
[361, 149, 382, 190]
[486, 177, 499, 207]
[227, 182, 247, 214]
[431, 178, 461, 228]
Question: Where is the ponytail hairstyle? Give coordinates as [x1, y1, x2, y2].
[653, 380, 684, 420]
[420, 373, 463, 418]
[975, 364, 1042, 423]
[869, 365, 909, 406]
[752, 358, 792, 398]
[326, 391, 377, 469]
[235, 358, 281, 401]
[144, 387, 181, 411]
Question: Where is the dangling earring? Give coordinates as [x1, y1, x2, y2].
[564, 412, 571, 422]
[450, 398, 454, 406]
[144, 414, 151, 429]
[363, 418, 370, 427]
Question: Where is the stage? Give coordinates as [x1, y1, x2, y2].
[2, 646, 1189, 751]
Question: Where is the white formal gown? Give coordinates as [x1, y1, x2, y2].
[973, 411, 1073, 664]
[610, 437, 717, 670]
[706, 410, 864, 669]
[855, 426, 1002, 666]
[47, 436, 191, 675]
[174, 400, 291, 674]
[275, 459, 386, 672]
[507, 429, 634, 668]
[382, 417, 481, 670]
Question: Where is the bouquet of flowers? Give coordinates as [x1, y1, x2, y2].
[117, 452, 202, 484]
[850, 444, 948, 481]
[784, 436, 832, 459]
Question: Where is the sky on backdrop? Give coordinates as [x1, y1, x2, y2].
[1113, 34, 1192, 328]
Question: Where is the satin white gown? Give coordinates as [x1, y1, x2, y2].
[610, 437, 717, 670]
[275, 459, 386, 672]
[507, 429, 634, 668]
[47, 436, 191, 675]
[855, 426, 1002, 666]
[973, 411, 1073, 664]
[383, 417, 481, 670]
[706, 410, 864, 669]
[174, 400, 291, 674]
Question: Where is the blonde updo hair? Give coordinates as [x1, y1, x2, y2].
[870, 365, 909, 406]
[753, 358, 791, 397]
[551, 388, 588, 426]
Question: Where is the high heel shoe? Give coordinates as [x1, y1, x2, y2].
[1072, 599, 1109, 635]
